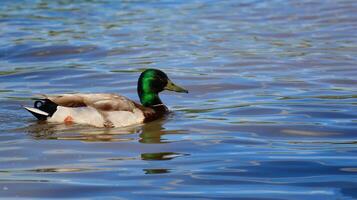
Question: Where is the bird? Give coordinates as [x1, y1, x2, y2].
[24, 69, 188, 128]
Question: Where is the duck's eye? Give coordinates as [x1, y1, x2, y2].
[151, 79, 163, 89]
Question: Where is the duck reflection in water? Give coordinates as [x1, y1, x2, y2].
[23, 116, 189, 175]
[24, 114, 185, 143]
[25, 121, 138, 142]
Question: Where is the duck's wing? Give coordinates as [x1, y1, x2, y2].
[44, 93, 137, 112]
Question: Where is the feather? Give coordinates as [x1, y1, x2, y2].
[23, 106, 49, 120]
[46, 93, 136, 111]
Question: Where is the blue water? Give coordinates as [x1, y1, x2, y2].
[0, 0, 357, 199]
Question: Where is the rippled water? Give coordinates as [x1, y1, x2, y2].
[1, 0, 357, 199]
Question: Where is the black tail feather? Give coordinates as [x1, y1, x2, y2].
[34, 99, 58, 116]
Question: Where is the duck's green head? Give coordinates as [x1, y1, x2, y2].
[138, 69, 188, 107]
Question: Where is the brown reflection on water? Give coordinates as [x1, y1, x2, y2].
[24, 121, 139, 142]
[143, 168, 170, 174]
[29, 167, 95, 173]
[23, 114, 186, 143]
[282, 129, 341, 136]
[141, 152, 188, 161]
[139, 116, 187, 144]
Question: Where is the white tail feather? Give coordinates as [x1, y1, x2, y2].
[23, 106, 49, 116]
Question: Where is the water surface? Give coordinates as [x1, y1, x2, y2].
[0, 0, 357, 199]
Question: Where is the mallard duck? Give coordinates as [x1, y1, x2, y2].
[24, 69, 188, 128]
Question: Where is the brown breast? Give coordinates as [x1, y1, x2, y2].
[133, 102, 168, 122]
